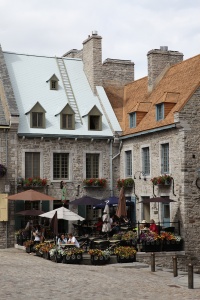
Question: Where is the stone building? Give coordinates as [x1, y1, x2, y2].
[0, 31, 135, 248]
[109, 46, 200, 264]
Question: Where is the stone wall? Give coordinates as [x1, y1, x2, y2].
[177, 87, 200, 265]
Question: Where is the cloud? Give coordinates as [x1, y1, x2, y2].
[0, 0, 199, 79]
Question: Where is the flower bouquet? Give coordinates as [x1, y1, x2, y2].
[114, 246, 136, 263]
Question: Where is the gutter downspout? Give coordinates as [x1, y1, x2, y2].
[5, 128, 8, 248]
[110, 141, 123, 197]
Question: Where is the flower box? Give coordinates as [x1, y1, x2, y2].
[142, 241, 161, 252]
[90, 254, 110, 265]
[117, 178, 134, 189]
[151, 175, 173, 186]
[83, 178, 107, 188]
[62, 253, 83, 264]
[117, 255, 136, 263]
[21, 177, 47, 188]
[162, 240, 183, 251]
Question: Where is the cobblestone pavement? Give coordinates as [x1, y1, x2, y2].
[0, 248, 200, 300]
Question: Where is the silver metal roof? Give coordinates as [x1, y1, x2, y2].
[3, 52, 121, 138]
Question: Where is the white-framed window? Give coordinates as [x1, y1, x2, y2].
[53, 153, 69, 180]
[125, 150, 132, 177]
[129, 112, 136, 128]
[25, 152, 40, 178]
[161, 143, 169, 174]
[156, 103, 164, 121]
[142, 147, 150, 175]
[86, 153, 100, 178]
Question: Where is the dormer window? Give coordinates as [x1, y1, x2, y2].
[25, 102, 46, 129]
[55, 103, 75, 130]
[62, 114, 73, 129]
[89, 115, 100, 130]
[32, 112, 43, 128]
[156, 103, 164, 121]
[46, 74, 59, 90]
[129, 112, 136, 128]
[51, 80, 57, 90]
[85, 105, 102, 131]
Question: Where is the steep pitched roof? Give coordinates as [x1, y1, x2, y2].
[121, 54, 200, 136]
[3, 52, 121, 138]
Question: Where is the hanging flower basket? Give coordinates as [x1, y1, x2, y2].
[0, 164, 7, 177]
[151, 175, 173, 186]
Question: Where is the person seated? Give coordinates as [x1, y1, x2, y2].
[140, 220, 150, 232]
[57, 234, 68, 245]
[149, 219, 158, 234]
[67, 233, 80, 248]
[94, 217, 103, 232]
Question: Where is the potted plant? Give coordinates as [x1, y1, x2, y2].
[117, 178, 134, 189]
[24, 240, 34, 253]
[88, 248, 111, 265]
[139, 232, 161, 252]
[160, 232, 183, 251]
[62, 248, 84, 264]
[151, 175, 173, 186]
[114, 246, 136, 263]
[83, 178, 107, 187]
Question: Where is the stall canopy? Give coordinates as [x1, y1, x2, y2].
[8, 189, 57, 201]
[16, 209, 44, 216]
[94, 196, 134, 209]
[39, 206, 85, 221]
[139, 197, 176, 203]
[70, 195, 103, 206]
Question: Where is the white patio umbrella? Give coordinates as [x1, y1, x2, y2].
[102, 204, 111, 232]
[39, 206, 85, 221]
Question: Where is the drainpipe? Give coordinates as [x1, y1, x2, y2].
[110, 140, 122, 196]
[5, 129, 8, 248]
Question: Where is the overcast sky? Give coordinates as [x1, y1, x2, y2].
[0, 0, 199, 79]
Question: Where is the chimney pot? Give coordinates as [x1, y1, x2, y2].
[160, 46, 168, 51]
[92, 30, 98, 35]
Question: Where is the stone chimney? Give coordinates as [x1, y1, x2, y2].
[82, 31, 102, 94]
[147, 46, 183, 92]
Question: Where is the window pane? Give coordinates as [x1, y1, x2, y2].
[62, 114, 67, 129]
[53, 153, 69, 180]
[25, 152, 40, 178]
[161, 143, 169, 173]
[90, 116, 99, 130]
[125, 150, 132, 176]
[32, 112, 43, 128]
[142, 147, 150, 175]
[129, 113, 136, 128]
[86, 154, 99, 178]
[156, 104, 164, 121]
